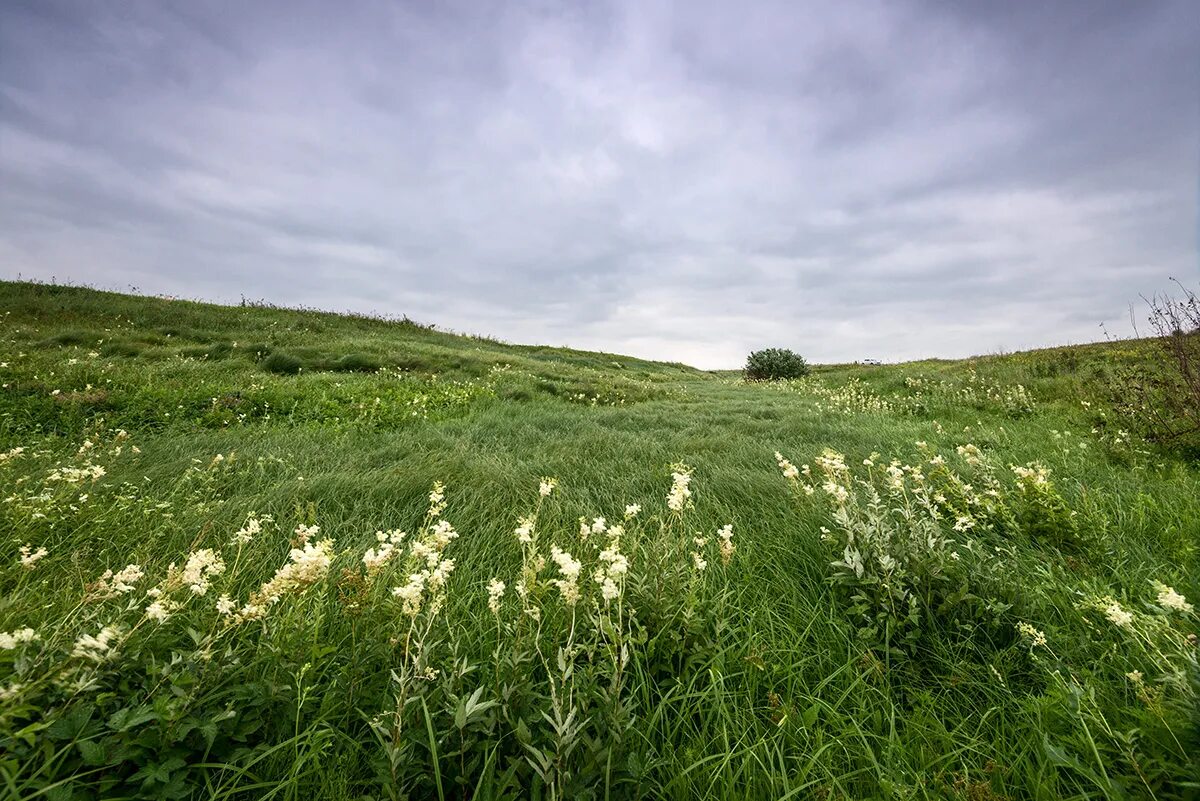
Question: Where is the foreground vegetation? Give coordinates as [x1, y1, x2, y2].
[1, 281, 1196, 800]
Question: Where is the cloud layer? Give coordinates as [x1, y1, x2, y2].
[2, 0, 1196, 367]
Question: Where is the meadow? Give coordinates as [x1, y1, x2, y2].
[0, 280, 1196, 800]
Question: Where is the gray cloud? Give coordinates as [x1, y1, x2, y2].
[1, 0, 1196, 367]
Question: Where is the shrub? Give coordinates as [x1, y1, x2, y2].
[1106, 282, 1200, 455]
[775, 448, 1005, 656]
[744, 348, 809, 381]
[261, 351, 303, 375]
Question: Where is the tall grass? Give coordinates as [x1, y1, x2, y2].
[0, 281, 1197, 799]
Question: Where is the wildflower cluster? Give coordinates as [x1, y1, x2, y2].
[236, 534, 335, 620]
[904, 371, 1035, 416]
[666, 464, 693, 512]
[381, 484, 458, 619]
[85, 564, 145, 600]
[0, 628, 38, 649]
[777, 446, 999, 650]
[18, 543, 47, 570]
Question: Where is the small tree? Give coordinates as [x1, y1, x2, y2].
[744, 348, 809, 381]
[1108, 281, 1200, 453]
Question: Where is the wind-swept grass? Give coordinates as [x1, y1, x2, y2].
[0, 281, 1197, 799]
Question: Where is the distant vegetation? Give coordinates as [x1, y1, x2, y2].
[0, 280, 1197, 800]
[744, 347, 809, 381]
[1105, 282, 1200, 458]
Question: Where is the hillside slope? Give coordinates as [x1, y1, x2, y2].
[1, 281, 1197, 799]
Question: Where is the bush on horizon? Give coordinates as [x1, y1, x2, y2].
[744, 347, 809, 381]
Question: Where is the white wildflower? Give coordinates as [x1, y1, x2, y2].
[775, 452, 800, 480]
[514, 516, 535, 544]
[72, 625, 120, 661]
[1154, 583, 1193, 613]
[88, 564, 145, 599]
[550, 545, 582, 605]
[715, 522, 734, 565]
[624, 503, 641, 518]
[363, 543, 396, 574]
[539, 477, 557, 497]
[392, 572, 427, 616]
[1012, 464, 1050, 488]
[181, 549, 225, 595]
[428, 558, 455, 589]
[293, 523, 320, 546]
[238, 538, 335, 619]
[145, 600, 173, 622]
[428, 519, 458, 550]
[428, 482, 446, 516]
[487, 578, 506, 614]
[0, 446, 26, 463]
[232, 517, 263, 545]
[822, 482, 849, 504]
[1016, 622, 1047, 648]
[0, 628, 38, 649]
[111, 564, 144, 593]
[667, 466, 693, 512]
[19, 543, 48, 569]
[1104, 601, 1134, 629]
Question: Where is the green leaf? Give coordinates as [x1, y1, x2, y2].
[77, 739, 107, 766]
[109, 705, 158, 732]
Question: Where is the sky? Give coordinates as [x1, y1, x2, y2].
[1, 1, 1197, 368]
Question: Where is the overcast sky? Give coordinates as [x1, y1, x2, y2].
[1, 1, 1197, 367]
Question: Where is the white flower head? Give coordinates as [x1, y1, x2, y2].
[667, 465, 693, 512]
[0, 628, 38, 649]
[19, 544, 48, 570]
[717, 524, 735, 565]
[393, 572, 427, 617]
[487, 578, 506, 614]
[514, 516, 535, 544]
[1104, 601, 1134, 629]
[550, 545, 582, 605]
[72, 625, 121, 662]
[1154, 582, 1193, 613]
[232, 516, 263, 545]
[181, 549, 225, 596]
[428, 482, 447, 516]
[145, 600, 173, 623]
[1016, 622, 1047, 648]
[293, 523, 320, 545]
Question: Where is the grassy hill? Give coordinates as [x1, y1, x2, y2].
[1, 281, 1196, 799]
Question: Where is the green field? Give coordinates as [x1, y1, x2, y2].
[1, 280, 1196, 800]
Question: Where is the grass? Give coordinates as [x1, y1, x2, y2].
[0, 280, 1197, 800]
